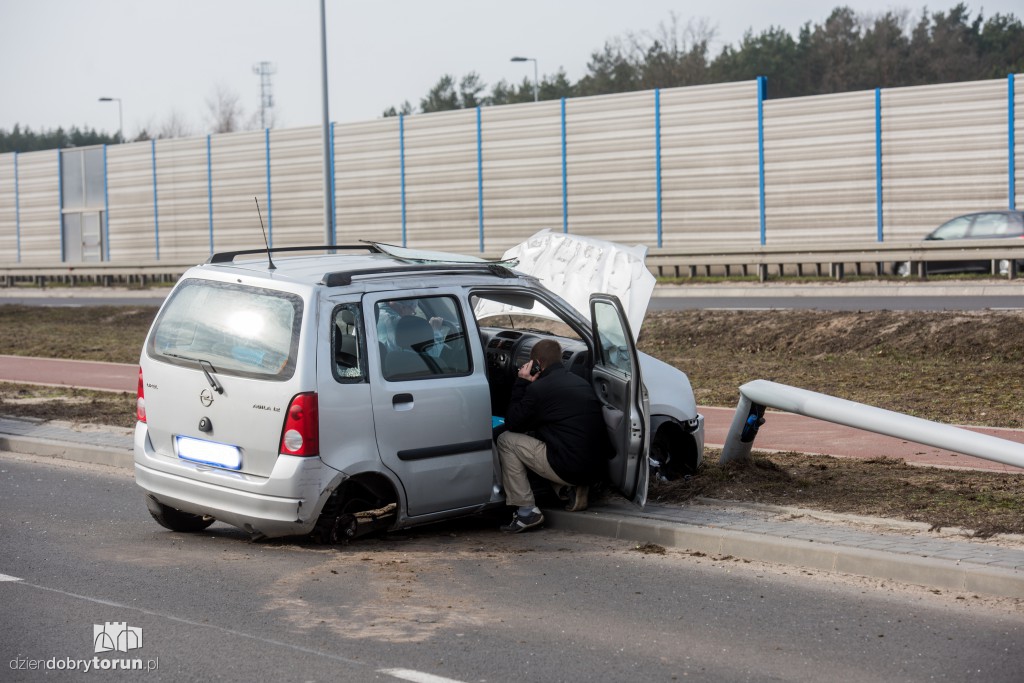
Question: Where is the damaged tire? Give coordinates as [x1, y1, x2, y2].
[145, 497, 215, 533]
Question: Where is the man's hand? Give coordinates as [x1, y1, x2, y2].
[518, 361, 538, 382]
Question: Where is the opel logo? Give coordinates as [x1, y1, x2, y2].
[199, 389, 214, 407]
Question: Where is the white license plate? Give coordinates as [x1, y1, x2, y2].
[176, 436, 242, 470]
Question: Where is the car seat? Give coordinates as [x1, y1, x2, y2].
[384, 316, 436, 379]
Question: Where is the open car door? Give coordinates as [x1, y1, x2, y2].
[590, 294, 650, 506]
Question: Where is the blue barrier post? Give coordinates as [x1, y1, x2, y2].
[399, 113, 407, 247]
[875, 88, 884, 241]
[561, 97, 568, 233]
[1010, 74, 1017, 211]
[330, 121, 337, 245]
[757, 76, 767, 245]
[151, 139, 160, 259]
[13, 152, 20, 262]
[103, 144, 111, 260]
[476, 107, 485, 252]
[655, 88, 663, 248]
[264, 128, 272, 247]
[57, 149, 65, 260]
[206, 135, 213, 255]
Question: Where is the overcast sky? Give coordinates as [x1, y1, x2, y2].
[0, 1, 1019, 137]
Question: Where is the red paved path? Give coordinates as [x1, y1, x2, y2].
[2, 355, 1022, 473]
[0, 355, 137, 393]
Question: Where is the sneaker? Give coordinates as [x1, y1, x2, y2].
[564, 485, 589, 512]
[500, 509, 545, 533]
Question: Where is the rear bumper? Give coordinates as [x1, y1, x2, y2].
[134, 424, 343, 538]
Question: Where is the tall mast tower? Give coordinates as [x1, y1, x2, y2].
[253, 61, 277, 129]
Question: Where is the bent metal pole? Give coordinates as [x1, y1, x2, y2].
[720, 379, 1024, 469]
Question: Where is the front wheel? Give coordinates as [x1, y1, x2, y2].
[145, 497, 215, 532]
[649, 425, 700, 481]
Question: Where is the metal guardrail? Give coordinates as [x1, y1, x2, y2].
[647, 239, 1024, 280]
[721, 379, 1024, 469]
[0, 262, 196, 288]
[1, 240, 1022, 286]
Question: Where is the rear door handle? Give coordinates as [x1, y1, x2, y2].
[392, 393, 414, 411]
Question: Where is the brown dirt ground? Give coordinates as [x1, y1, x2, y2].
[649, 450, 1024, 537]
[0, 382, 137, 428]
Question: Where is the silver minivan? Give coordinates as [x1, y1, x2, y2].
[134, 244, 704, 541]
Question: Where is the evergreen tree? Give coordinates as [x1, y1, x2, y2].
[0, 125, 118, 153]
[401, 4, 1022, 108]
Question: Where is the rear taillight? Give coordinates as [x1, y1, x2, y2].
[279, 392, 319, 456]
[136, 367, 146, 423]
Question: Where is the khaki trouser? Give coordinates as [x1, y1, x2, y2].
[496, 431, 569, 507]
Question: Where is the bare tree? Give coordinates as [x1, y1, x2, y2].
[629, 13, 716, 89]
[157, 109, 194, 139]
[205, 84, 247, 134]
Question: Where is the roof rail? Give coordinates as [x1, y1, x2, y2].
[322, 263, 519, 287]
[207, 244, 380, 264]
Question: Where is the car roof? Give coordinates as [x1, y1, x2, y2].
[193, 244, 527, 290]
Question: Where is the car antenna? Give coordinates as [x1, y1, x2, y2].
[254, 196, 276, 271]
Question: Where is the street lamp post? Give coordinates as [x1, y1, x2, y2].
[510, 56, 538, 102]
[319, 0, 333, 245]
[98, 97, 123, 143]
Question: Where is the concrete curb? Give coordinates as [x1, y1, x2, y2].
[0, 434, 133, 470]
[543, 509, 1024, 599]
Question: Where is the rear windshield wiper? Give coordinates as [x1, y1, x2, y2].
[163, 352, 224, 394]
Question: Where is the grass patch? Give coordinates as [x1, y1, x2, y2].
[0, 305, 157, 364]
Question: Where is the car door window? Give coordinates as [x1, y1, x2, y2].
[376, 295, 470, 381]
[332, 303, 366, 383]
[593, 300, 633, 375]
[970, 213, 1009, 237]
[1009, 213, 1024, 236]
[930, 216, 971, 240]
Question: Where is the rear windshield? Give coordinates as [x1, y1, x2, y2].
[148, 280, 303, 381]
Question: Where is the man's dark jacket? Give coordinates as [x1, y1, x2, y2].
[504, 362, 611, 484]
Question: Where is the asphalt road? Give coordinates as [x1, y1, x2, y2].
[2, 453, 1022, 682]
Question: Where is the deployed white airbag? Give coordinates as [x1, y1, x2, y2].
[477, 229, 655, 340]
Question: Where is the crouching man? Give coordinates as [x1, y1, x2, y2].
[497, 339, 611, 533]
